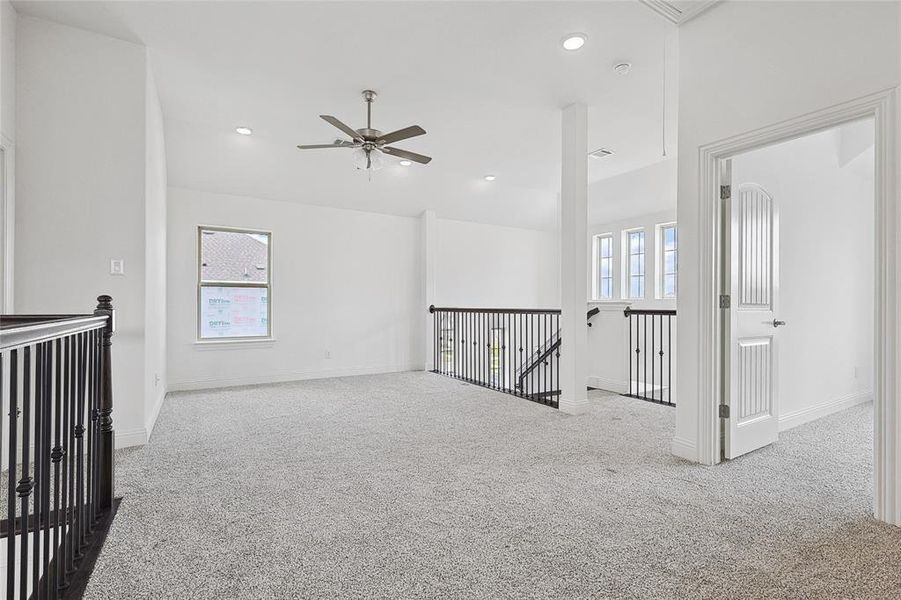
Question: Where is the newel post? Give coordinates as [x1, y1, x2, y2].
[93, 294, 115, 511]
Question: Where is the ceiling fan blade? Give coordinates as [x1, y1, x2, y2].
[381, 146, 432, 164]
[376, 125, 426, 146]
[296, 143, 356, 149]
[320, 115, 362, 141]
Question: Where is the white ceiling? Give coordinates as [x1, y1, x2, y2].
[14, 1, 678, 230]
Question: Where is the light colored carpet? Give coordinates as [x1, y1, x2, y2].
[84, 372, 901, 599]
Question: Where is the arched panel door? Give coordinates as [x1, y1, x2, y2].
[726, 182, 781, 459]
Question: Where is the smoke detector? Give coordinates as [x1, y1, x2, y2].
[589, 148, 615, 159]
[613, 62, 632, 76]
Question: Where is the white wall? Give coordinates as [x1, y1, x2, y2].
[435, 218, 559, 309]
[675, 0, 901, 461]
[1, 0, 16, 312]
[732, 123, 874, 431]
[15, 17, 166, 447]
[167, 187, 425, 390]
[144, 58, 167, 435]
[589, 158, 677, 226]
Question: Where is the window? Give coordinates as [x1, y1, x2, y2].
[198, 226, 271, 340]
[625, 229, 645, 299]
[593, 234, 614, 299]
[658, 223, 678, 299]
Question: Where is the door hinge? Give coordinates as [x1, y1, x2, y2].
[719, 294, 731, 309]
[719, 404, 730, 419]
[720, 184, 731, 200]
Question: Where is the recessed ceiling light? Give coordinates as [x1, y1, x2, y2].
[484, 174, 497, 182]
[399, 160, 412, 167]
[235, 126, 253, 136]
[562, 33, 587, 51]
[613, 62, 632, 76]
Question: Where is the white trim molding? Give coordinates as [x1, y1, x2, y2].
[692, 87, 900, 526]
[588, 376, 628, 395]
[167, 363, 424, 392]
[639, 0, 720, 25]
[779, 391, 873, 432]
[670, 436, 697, 462]
[0, 134, 14, 313]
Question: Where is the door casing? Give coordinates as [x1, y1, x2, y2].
[693, 88, 901, 525]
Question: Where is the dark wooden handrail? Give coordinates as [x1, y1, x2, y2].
[430, 305, 561, 315]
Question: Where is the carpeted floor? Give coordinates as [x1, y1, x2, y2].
[83, 372, 901, 599]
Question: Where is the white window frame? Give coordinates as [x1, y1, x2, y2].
[623, 228, 646, 299]
[197, 225, 273, 341]
[657, 222, 678, 299]
[592, 233, 614, 300]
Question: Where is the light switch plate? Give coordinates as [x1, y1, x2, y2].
[110, 259, 125, 276]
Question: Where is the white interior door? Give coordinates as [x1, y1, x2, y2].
[725, 180, 781, 459]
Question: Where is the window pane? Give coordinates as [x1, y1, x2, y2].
[630, 232, 641, 254]
[637, 254, 645, 274]
[664, 226, 676, 250]
[630, 276, 640, 298]
[631, 255, 640, 274]
[200, 286, 269, 338]
[664, 274, 676, 297]
[600, 237, 612, 258]
[600, 258, 611, 279]
[665, 251, 676, 274]
[602, 279, 612, 298]
[201, 229, 270, 283]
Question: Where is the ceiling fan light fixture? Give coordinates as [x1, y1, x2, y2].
[399, 160, 412, 167]
[352, 147, 383, 171]
[235, 126, 253, 136]
[562, 33, 587, 51]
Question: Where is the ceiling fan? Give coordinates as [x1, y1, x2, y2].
[297, 90, 432, 170]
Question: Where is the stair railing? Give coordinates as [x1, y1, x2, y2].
[1, 295, 117, 599]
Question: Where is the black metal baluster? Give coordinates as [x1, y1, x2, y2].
[668, 315, 673, 405]
[33, 343, 44, 598]
[52, 338, 63, 596]
[60, 335, 72, 589]
[659, 316, 664, 405]
[652, 315, 656, 402]
[41, 341, 53, 598]
[76, 332, 86, 552]
[19, 346, 33, 600]
[7, 348, 18, 600]
[643, 314, 648, 400]
[67, 334, 77, 575]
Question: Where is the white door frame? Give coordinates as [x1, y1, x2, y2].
[695, 87, 901, 525]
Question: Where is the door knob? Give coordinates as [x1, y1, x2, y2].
[772, 319, 786, 328]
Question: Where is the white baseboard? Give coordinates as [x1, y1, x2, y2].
[116, 427, 147, 449]
[671, 436, 697, 462]
[145, 386, 167, 440]
[588, 375, 629, 394]
[778, 390, 872, 432]
[167, 363, 424, 393]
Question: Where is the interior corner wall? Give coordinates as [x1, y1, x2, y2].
[15, 16, 149, 447]
[166, 187, 424, 391]
[1, 0, 16, 313]
[675, 0, 901, 461]
[732, 125, 875, 431]
[144, 54, 167, 437]
[434, 218, 559, 308]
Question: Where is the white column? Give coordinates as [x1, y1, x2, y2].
[558, 103, 589, 414]
[421, 209, 437, 372]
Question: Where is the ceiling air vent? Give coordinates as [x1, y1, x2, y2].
[589, 148, 614, 159]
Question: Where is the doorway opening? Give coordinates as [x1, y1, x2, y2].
[719, 119, 875, 462]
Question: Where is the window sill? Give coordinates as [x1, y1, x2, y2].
[194, 337, 276, 350]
